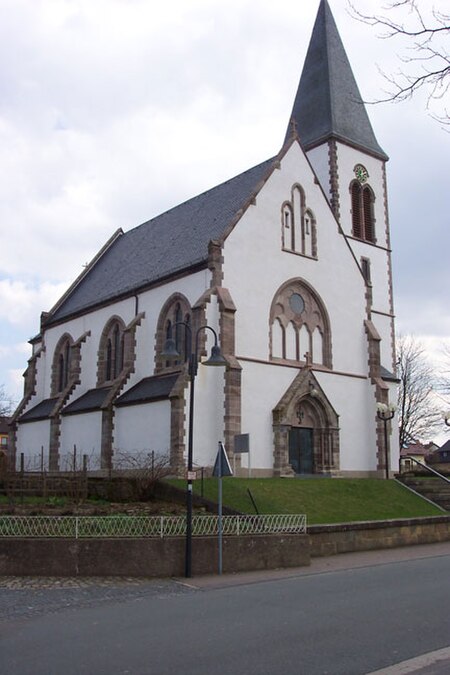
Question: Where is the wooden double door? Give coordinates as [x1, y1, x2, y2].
[289, 427, 314, 475]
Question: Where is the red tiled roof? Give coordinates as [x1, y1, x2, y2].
[400, 442, 429, 457]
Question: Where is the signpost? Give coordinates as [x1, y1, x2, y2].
[212, 442, 233, 574]
[234, 433, 250, 477]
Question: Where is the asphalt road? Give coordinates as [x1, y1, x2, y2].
[1, 545, 450, 675]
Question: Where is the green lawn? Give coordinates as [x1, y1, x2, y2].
[168, 477, 444, 524]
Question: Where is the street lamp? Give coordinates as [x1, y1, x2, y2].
[444, 412, 450, 428]
[376, 402, 397, 479]
[162, 321, 226, 577]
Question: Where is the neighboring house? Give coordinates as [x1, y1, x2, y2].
[400, 442, 431, 472]
[0, 416, 9, 452]
[428, 440, 450, 468]
[10, 0, 398, 477]
[0, 416, 10, 478]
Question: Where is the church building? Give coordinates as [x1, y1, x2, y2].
[10, 0, 399, 477]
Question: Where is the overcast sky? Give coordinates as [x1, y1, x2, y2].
[0, 0, 449, 434]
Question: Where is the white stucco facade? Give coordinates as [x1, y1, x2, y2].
[12, 137, 399, 478]
[59, 412, 102, 468]
[11, 1, 399, 480]
[16, 420, 50, 470]
[114, 402, 171, 458]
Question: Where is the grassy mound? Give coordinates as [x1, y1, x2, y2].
[168, 477, 444, 524]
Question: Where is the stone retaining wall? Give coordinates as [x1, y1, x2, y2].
[0, 534, 310, 577]
[2, 516, 450, 577]
[309, 515, 450, 557]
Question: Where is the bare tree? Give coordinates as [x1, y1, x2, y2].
[112, 451, 172, 501]
[0, 384, 15, 417]
[437, 342, 450, 414]
[349, 1, 450, 123]
[396, 335, 442, 448]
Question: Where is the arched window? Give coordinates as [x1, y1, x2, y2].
[155, 294, 192, 373]
[174, 303, 183, 362]
[285, 322, 297, 361]
[282, 203, 294, 251]
[281, 185, 317, 257]
[106, 340, 112, 381]
[269, 280, 332, 368]
[362, 186, 375, 242]
[303, 209, 317, 257]
[351, 182, 362, 238]
[350, 178, 375, 243]
[292, 185, 303, 252]
[272, 318, 284, 358]
[52, 334, 73, 396]
[184, 313, 192, 361]
[98, 317, 126, 385]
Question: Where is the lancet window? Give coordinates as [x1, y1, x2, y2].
[350, 179, 376, 243]
[51, 334, 73, 396]
[155, 294, 192, 373]
[269, 280, 331, 368]
[98, 317, 126, 385]
[281, 184, 317, 257]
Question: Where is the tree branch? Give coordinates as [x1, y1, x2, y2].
[348, 1, 450, 123]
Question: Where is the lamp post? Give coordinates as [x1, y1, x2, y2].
[376, 402, 397, 479]
[162, 322, 226, 578]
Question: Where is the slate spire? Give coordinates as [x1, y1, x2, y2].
[285, 0, 387, 160]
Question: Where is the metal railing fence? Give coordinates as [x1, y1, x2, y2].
[0, 513, 306, 539]
[400, 456, 450, 484]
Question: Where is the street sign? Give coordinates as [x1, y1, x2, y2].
[212, 442, 233, 477]
[234, 432, 251, 477]
[234, 433, 249, 454]
[187, 470, 197, 480]
[212, 442, 233, 575]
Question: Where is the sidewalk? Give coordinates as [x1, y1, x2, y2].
[176, 540, 450, 590]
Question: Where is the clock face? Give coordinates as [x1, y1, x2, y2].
[354, 164, 369, 184]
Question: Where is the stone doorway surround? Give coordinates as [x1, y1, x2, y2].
[272, 368, 340, 476]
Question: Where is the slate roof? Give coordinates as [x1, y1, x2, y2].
[61, 387, 113, 416]
[115, 374, 179, 407]
[46, 157, 275, 326]
[19, 398, 57, 423]
[428, 440, 450, 464]
[380, 365, 398, 382]
[284, 0, 388, 160]
[43, 0, 386, 328]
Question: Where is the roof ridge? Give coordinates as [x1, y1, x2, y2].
[129, 156, 276, 235]
[45, 156, 277, 325]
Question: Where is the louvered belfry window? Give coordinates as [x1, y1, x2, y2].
[351, 182, 362, 238]
[351, 181, 375, 243]
[362, 187, 375, 242]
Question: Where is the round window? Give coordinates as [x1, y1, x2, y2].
[289, 293, 305, 314]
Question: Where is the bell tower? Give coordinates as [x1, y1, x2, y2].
[284, 0, 396, 374]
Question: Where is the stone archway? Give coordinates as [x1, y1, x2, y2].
[272, 369, 340, 476]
